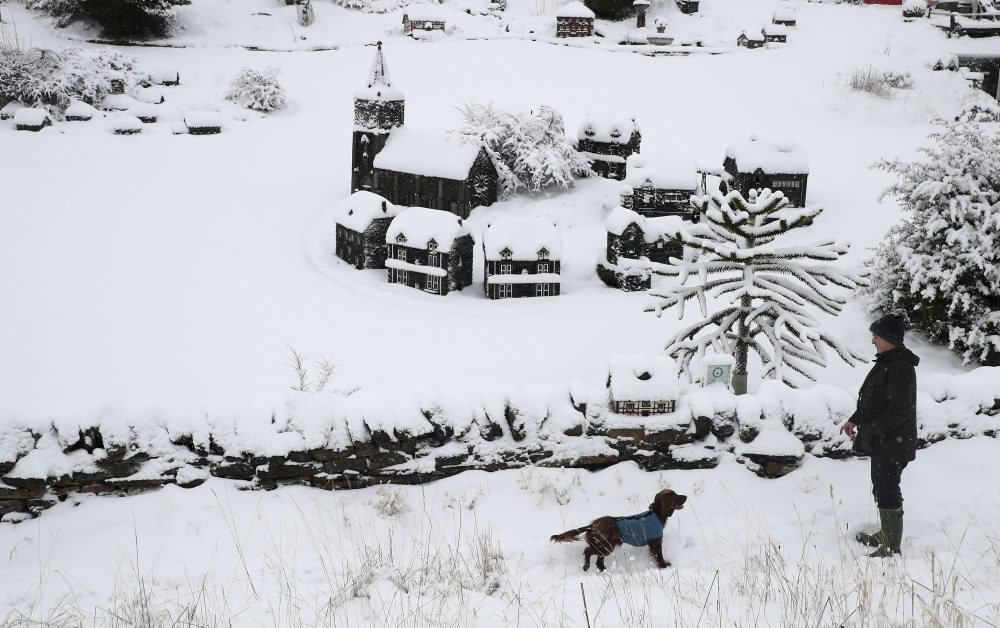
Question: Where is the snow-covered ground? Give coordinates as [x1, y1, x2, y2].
[2, 0, 999, 622]
[2, 438, 999, 625]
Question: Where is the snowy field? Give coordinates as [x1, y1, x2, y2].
[2, 0, 1000, 623]
[2, 438, 999, 625]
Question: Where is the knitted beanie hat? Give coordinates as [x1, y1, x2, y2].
[870, 309, 909, 346]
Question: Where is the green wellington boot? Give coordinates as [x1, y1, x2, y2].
[855, 526, 883, 548]
[868, 508, 903, 558]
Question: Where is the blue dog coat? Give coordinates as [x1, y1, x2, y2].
[614, 510, 663, 547]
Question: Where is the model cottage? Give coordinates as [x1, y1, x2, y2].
[597, 207, 686, 291]
[351, 44, 499, 218]
[620, 155, 701, 219]
[402, 4, 447, 35]
[607, 355, 680, 416]
[482, 218, 562, 299]
[721, 135, 809, 207]
[555, 1, 595, 37]
[385, 207, 475, 295]
[334, 191, 402, 270]
[577, 116, 642, 180]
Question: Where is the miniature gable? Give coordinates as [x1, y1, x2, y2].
[483, 218, 562, 261]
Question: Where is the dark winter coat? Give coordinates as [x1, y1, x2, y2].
[850, 346, 920, 461]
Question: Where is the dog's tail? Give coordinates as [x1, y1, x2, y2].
[550, 525, 590, 543]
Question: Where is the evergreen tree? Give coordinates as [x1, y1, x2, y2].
[868, 112, 1000, 365]
[647, 189, 867, 392]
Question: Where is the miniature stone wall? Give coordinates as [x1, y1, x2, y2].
[2, 369, 998, 523]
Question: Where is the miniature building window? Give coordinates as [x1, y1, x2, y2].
[428, 252, 438, 266]
[426, 275, 439, 291]
[397, 249, 407, 261]
[428, 239, 438, 251]
[583, 127, 595, 138]
[538, 248, 549, 260]
[498, 284, 512, 298]
[535, 284, 551, 297]
[396, 234, 407, 243]
[537, 262, 549, 273]
[500, 248, 512, 260]
[625, 402, 636, 411]
[500, 263, 512, 274]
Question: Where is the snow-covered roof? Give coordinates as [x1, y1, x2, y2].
[740, 30, 765, 41]
[184, 111, 223, 128]
[608, 355, 680, 403]
[404, 3, 447, 20]
[773, 6, 796, 20]
[624, 155, 699, 191]
[725, 135, 809, 174]
[111, 116, 143, 132]
[644, 215, 687, 241]
[65, 101, 97, 119]
[148, 68, 179, 85]
[556, 1, 596, 18]
[13, 107, 50, 126]
[137, 87, 165, 104]
[128, 103, 158, 119]
[606, 206, 645, 236]
[0, 101, 26, 118]
[374, 129, 485, 180]
[578, 116, 639, 144]
[386, 207, 469, 250]
[483, 218, 562, 261]
[100, 94, 137, 111]
[335, 191, 401, 232]
[762, 23, 788, 36]
[354, 42, 405, 102]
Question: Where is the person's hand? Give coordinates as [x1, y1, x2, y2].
[839, 421, 856, 437]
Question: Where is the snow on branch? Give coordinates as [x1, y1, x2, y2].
[647, 189, 868, 387]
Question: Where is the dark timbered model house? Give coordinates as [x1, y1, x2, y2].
[13, 107, 52, 132]
[957, 54, 1000, 100]
[737, 31, 765, 48]
[385, 207, 475, 296]
[596, 207, 686, 291]
[402, 4, 447, 35]
[334, 191, 402, 270]
[351, 44, 499, 218]
[372, 129, 498, 219]
[482, 218, 562, 299]
[556, 1, 595, 37]
[620, 155, 701, 219]
[676, 0, 700, 14]
[352, 42, 406, 194]
[607, 355, 680, 416]
[761, 24, 788, 43]
[721, 136, 809, 207]
[577, 116, 641, 180]
[772, 6, 796, 26]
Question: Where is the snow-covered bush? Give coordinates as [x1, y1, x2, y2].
[225, 67, 286, 112]
[374, 487, 409, 517]
[867, 115, 1000, 366]
[902, 0, 927, 18]
[0, 45, 144, 114]
[957, 99, 1000, 123]
[26, 0, 182, 36]
[456, 103, 590, 199]
[847, 65, 912, 98]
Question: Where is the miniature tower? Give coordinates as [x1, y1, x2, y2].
[352, 42, 405, 193]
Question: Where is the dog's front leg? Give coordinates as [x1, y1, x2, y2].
[648, 539, 670, 569]
[595, 555, 607, 572]
[583, 547, 593, 571]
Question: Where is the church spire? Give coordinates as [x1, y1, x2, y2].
[367, 41, 393, 91]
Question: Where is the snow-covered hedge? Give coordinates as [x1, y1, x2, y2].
[225, 67, 287, 112]
[0, 46, 145, 115]
[26, 0, 182, 37]
[330, 0, 407, 14]
[902, 0, 927, 18]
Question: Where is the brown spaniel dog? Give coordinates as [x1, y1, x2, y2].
[550, 489, 687, 571]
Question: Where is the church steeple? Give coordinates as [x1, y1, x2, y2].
[352, 42, 405, 193]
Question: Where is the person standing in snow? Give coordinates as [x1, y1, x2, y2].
[839, 310, 919, 558]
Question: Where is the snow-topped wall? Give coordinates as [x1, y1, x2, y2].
[1, 368, 998, 523]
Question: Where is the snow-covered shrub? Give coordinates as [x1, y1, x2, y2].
[225, 67, 286, 112]
[957, 99, 1000, 123]
[868, 116, 1000, 366]
[24, 0, 82, 27]
[847, 65, 911, 98]
[456, 103, 590, 199]
[374, 486, 409, 517]
[27, 0, 181, 36]
[0, 45, 144, 114]
[902, 0, 927, 17]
